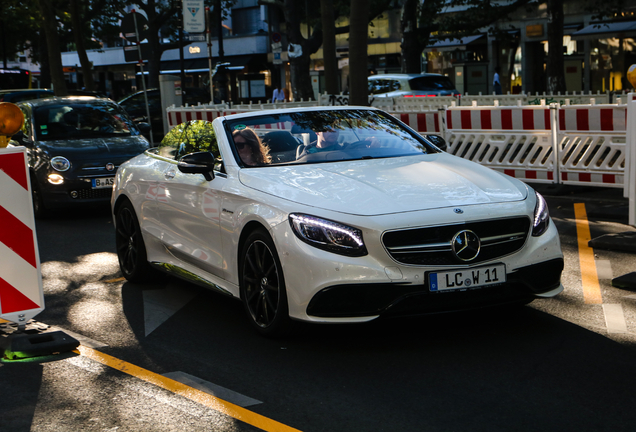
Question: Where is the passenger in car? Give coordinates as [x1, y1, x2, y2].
[232, 127, 272, 166]
[297, 126, 341, 158]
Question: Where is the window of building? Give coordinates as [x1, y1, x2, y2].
[232, 7, 261, 35]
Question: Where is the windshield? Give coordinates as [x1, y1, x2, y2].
[33, 101, 138, 142]
[226, 109, 437, 166]
[408, 76, 456, 91]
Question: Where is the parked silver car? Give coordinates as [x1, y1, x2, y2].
[368, 73, 460, 98]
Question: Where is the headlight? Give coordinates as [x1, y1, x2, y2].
[47, 173, 64, 185]
[289, 213, 367, 257]
[532, 191, 550, 236]
[50, 156, 70, 172]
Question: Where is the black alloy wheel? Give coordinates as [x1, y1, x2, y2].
[240, 229, 292, 337]
[115, 200, 154, 282]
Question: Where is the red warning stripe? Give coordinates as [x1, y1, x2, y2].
[0, 276, 40, 314]
[0, 152, 29, 190]
[0, 205, 37, 268]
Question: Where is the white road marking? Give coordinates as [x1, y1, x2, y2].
[595, 259, 613, 280]
[602, 304, 628, 334]
[162, 371, 262, 407]
[143, 284, 197, 336]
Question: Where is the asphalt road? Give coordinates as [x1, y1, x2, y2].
[2, 185, 636, 432]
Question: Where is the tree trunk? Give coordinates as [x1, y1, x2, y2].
[348, 0, 369, 105]
[284, 0, 322, 100]
[36, 0, 67, 96]
[400, 0, 421, 73]
[321, 0, 338, 95]
[70, 0, 96, 91]
[546, 0, 566, 93]
[38, 31, 51, 88]
[290, 51, 315, 100]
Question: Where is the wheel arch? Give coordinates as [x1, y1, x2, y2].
[112, 193, 132, 218]
[237, 220, 272, 297]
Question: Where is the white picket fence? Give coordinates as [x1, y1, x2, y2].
[166, 93, 636, 226]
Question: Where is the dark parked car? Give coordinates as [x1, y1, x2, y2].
[118, 88, 212, 143]
[0, 89, 54, 103]
[9, 96, 150, 217]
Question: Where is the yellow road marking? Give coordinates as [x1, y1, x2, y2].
[103, 277, 126, 283]
[78, 346, 301, 432]
[574, 203, 603, 304]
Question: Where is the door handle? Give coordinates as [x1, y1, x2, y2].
[164, 170, 176, 180]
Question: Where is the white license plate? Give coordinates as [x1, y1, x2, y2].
[92, 177, 115, 189]
[429, 264, 506, 292]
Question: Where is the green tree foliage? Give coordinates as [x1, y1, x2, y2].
[160, 120, 218, 159]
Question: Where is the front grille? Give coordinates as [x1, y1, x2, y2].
[382, 216, 531, 266]
[72, 188, 113, 200]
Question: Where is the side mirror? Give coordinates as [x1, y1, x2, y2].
[10, 130, 33, 147]
[178, 152, 216, 181]
[426, 135, 447, 152]
[136, 122, 151, 135]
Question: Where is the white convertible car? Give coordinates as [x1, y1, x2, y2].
[112, 107, 563, 336]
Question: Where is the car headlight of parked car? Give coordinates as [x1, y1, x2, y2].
[289, 213, 367, 257]
[532, 191, 550, 237]
[50, 156, 71, 172]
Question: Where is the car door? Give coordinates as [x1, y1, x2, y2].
[154, 120, 227, 279]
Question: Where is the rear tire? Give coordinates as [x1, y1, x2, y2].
[239, 229, 293, 337]
[115, 199, 155, 283]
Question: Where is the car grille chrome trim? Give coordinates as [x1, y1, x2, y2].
[382, 217, 531, 266]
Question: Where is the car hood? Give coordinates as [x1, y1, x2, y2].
[238, 153, 527, 216]
[36, 136, 148, 158]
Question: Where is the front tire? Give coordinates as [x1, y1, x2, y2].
[239, 229, 292, 337]
[31, 178, 47, 219]
[115, 200, 155, 283]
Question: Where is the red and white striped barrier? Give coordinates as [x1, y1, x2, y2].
[558, 105, 626, 132]
[0, 147, 44, 324]
[167, 109, 231, 127]
[392, 112, 442, 133]
[446, 106, 552, 131]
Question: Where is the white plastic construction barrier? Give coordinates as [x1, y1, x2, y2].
[557, 104, 627, 188]
[167, 108, 237, 127]
[0, 147, 44, 325]
[626, 94, 636, 226]
[443, 105, 557, 183]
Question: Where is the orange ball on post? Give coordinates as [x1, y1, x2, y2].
[0, 102, 25, 148]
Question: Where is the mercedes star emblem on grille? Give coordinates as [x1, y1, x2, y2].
[451, 230, 481, 261]
[106, 163, 115, 171]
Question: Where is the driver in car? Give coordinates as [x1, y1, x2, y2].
[297, 126, 341, 158]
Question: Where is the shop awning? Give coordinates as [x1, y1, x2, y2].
[571, 21, 636, 40]
[425, 34, 485, 52]
[159, 55, 256, 73]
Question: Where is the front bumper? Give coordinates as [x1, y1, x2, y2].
[307, 258, 564, 318]
[273, 204, 564, 323]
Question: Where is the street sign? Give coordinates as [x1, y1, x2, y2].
[186, 34, 206, 42]
[183, 0, 205, 34]
[124, 44, 151, 63]
[121, 12, 149, 43]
